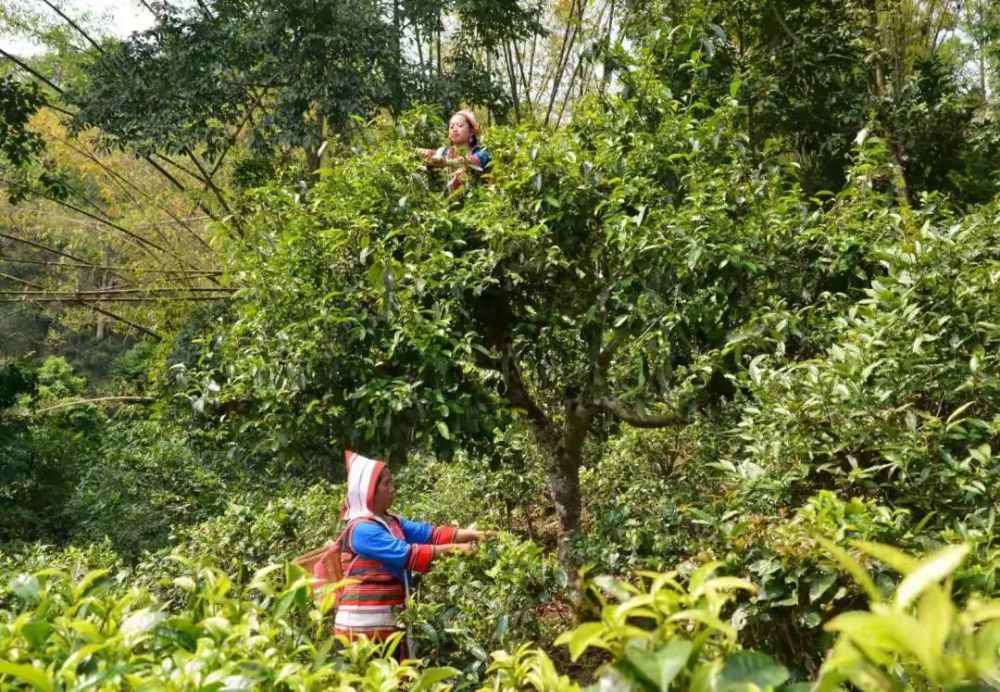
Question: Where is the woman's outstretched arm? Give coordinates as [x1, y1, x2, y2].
[454, 528, 497, 543]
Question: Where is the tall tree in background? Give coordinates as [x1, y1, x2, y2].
[620, 0, 998, 202]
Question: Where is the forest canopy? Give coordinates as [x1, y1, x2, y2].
[1, 0, 999, 689]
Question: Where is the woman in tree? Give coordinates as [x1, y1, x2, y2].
[418, 109, 493, 193]
[333, 450, 489, 655]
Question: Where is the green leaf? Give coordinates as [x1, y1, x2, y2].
[852, 541, 919, 576]
[618, 640, 692, 691]
[436, 420, 451, 440]
[0, 662, 52, 692]
[592, 575, 635, 602]
[59, 642, 108, 676]
[808, 572, 838, 603]
[815, 537, 880, 603]
[917, 585, 954, 658]
[717, 651, 789, 690]
[824, 611, 927, 666]
[173, 576, 196, 592]
[9, 574, 40, 603]
[895, 544, 969, 609]
[22, 619, 53, 648]
[556, 622, 606, 661]
[411, 666, 460, 692]
[72, 569, 110, 601]
[975, 620, 1000, 660]
[120, 609, 166, 643]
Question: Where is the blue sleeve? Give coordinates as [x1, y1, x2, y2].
[398, 516, 433, 544]
[349, 521, 412, 570]
[474, 148, 492, 173]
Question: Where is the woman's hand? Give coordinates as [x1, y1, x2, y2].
[433, 542, 478, 557]
[416, 147, 444, 166]
[455, 528, 497, 543]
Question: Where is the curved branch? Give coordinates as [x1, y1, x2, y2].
[594, 395, 687, 428]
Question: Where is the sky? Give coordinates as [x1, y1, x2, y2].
[1, 0, 156, 55]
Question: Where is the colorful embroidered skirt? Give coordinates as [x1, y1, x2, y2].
[333, 608, 408, 658]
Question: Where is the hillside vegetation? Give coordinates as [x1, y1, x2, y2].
[1, 0, 998, 689]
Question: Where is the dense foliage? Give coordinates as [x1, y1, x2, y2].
[2, 0, 999, 688]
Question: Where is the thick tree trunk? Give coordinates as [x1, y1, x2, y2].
[478, 285, 590, 571]
[549, 446, 583, 569]
[547, 400, 592, 571]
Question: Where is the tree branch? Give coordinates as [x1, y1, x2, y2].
[183, 146, 242, 235]
[1, 257, 220, 275]
[479, 288, 557, 446]
[153, 153, 208, 185]
[38, 0, 104, 54]
[142, 155, 188, 192]
[35, 396, 157, 414]
[46, 197, 167, 254]
[594, 395, 687, 428]
[1, 287, 234, 295]
[770, 5, 804, 48]
[0, 48, 65, 95]
[54, 135, 216, 254]
[0, 271, 44, 289]
[44, 102, 77, 117]
[0, 231, 126, 283]
[0, 271, 165, 337]
[0, 296, 230, 303]
[8, 183, 223, 276]
[85, 304, 162, 338]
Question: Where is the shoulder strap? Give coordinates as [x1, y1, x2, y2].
[337, 517, 375, 579]
[339, 516, 372, 552]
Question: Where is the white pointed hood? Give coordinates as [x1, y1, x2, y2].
[341, 450, 387, 521]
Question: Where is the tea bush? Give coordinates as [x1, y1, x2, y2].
[0, 557, 460, 691]
[408, 534, 569, 680]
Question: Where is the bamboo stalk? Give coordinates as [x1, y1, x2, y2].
[52, 136, 216, 253]
[35, 396, 157, 414]
[0, 287, 234, 295]
[0, 296, 232, 303]
[0, 231, 129, 283]
[38, 0, 105, 54]
[0, 258, 221, 275]
[0, 47, 65, 95]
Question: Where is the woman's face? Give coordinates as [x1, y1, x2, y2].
[372, 467, 396, 514]
[448, 114, 472, 145]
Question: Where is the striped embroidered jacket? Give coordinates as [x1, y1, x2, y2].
[333, 514, 456, 634]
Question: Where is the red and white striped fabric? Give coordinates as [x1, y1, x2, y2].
[341, 450, 386, 521]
